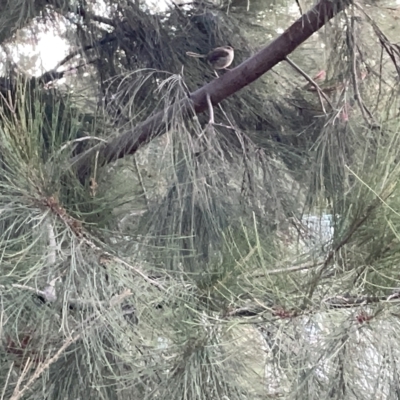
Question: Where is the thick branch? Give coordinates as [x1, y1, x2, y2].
[72, 0, 351, 178]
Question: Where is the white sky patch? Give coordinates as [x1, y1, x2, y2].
[3, 25, 69, 77]
[36, 33, 68, 71]
[147, 0, 171, 12]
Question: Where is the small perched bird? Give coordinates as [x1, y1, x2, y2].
[186, 46, 234, 70]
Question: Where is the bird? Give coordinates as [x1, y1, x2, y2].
[186, 46, 234, 70]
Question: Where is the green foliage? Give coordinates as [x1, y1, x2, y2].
[4, 0, 400, 399]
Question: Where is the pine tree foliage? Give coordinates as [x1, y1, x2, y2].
[1, 0, 400, 399]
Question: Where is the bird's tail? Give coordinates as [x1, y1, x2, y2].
[186, 51, 205, 58]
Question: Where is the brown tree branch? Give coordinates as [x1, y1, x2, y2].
[71, 0, 352, 179]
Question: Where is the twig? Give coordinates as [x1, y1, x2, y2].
[36, 34, 117, 84]
[46, 220, 57, 267]
[53, 32, 117, 72]
[0, 283, 125, 310]
[0, 283, 58, 303]
[37, 61, 95, 85]
[206, 93, 214, 124]
[347, 17, 378, 127]
[284, 56, 334, 112]
[38, 194, 165, 292]
[250, 261, 321, 278]
[78, 230, 166, 291]
[227, 290, 400, 320]
[324, 292, 400, 308]
[9, 290, 131, 400]
[133, 155, 150, 208]
[0, 363, 13, 400]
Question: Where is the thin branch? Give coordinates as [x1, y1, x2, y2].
[36, 193, 166, 291]
[323, 292, 400, 308]
[53, 33, 117, 71]
[206, 93, 214, 124]
[36, 35, 118, 84]
[133, 155, 150, 209]
[250, 261, 321, 278]
[9, 290, 131, 400]
[85, 13, 116, 27]
[227, 290, 400, 319]
[347, 16, 378, 127]
[285, 56, 334, 111]
[0, 362, 13, 400]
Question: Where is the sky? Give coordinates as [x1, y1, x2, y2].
[37, 33, 69, 71]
